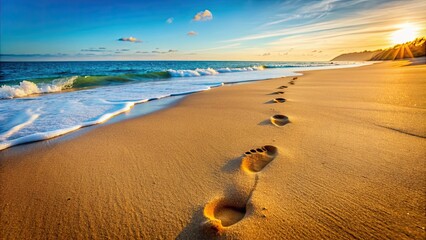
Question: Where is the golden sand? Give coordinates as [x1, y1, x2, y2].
[1, 60, 425, 239]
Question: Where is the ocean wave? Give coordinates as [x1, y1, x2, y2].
[167, 66, 264, 77]
[0, 66, 267, 99]
[167, 68, 219, 77]
[217, 66, 265, 73]
[264, 63, 334, 68]
[0, 76, 77, 99]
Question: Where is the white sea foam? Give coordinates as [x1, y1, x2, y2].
[167, 66, 264, 77]
[0, 109, 40, 141]
[0, 76, 77, 99]
[167, 68, 219, 77]
[217, 66, 265, 73]
[0, 125, 82, 151]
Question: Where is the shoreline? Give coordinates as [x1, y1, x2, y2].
[0, 62, 370, 151]
[1, 60, 425, 239]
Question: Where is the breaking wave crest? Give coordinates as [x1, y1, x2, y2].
[0, 76, 77, 99]
[167, 65, 264, 77]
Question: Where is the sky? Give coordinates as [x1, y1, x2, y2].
[1, 0, 425, 61]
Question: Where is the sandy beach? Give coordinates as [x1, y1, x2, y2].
[1, 60, 425, 239]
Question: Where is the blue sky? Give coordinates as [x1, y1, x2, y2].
[1, 0, 425, 61]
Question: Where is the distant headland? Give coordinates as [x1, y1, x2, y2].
[332, 37, 425, 61]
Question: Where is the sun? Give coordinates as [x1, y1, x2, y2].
[391, 23, 419, 45]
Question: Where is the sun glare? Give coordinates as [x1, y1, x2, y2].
[391, 23, 419, 45]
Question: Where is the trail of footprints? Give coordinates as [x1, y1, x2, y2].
[202, 76, 298, 233]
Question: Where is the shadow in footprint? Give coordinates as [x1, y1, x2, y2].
[270, 114, 290, 127]
[204, 199, 247, 228]
[268, 91, 285, 95]
[241, 146, 278, 173]
[278, 85, 288, 89]
[273, 98, 286, 103]
[289, 80, 295, 85]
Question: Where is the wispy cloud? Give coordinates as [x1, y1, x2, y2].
[0, 53, 69, 57]
[166, 17, 174, 24]
[118, 37, 142, 43]
[225, 0, 426, 44]
[264, 0, 371, 27]
[187, 31, 198, 36]
[81, 47, 110, 52]
[151, 49, 178, 54]
[194, 43, 241, 52]
[193, 10, 213, 21]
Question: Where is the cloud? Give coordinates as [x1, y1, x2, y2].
[193, 10, 213, 21]
[151, 49, 179, 54]
[81, 47, 110, 52]
[264, 0, 369, 27]
[166, 17, 174, 24]
[112, 49, 131, 54]
[118, 37, 142, 43]
[194, 43, 241, 52]
[262, 52, 271, 56]
[0, 53, 69, 57]
[224, 0, 426, 44]
[187, 31, 198, 36]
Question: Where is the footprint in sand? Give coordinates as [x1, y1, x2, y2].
[292, 77, 298, 80]
[270, 114, 290, 127]
[203, 198, 247, 230]
[242, 145, 278, 173]
[278, 85, 288, 89]
[203, 175, 260, 232]
[289, 80, 295, 85]
[271, 91, 285, 95]
[273, 97, 286, 103]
